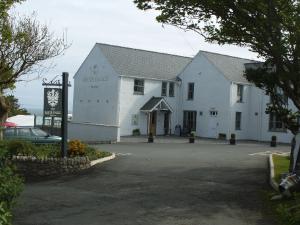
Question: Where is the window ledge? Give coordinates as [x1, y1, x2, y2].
[268, 129, 288, 133]
[133, 92, 144, 95]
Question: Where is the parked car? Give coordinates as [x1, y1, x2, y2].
[3, 127, 61, 144]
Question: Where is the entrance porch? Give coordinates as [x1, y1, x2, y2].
[140, 97, 173, 136]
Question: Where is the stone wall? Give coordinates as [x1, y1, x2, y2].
[12, 156, 91, 179]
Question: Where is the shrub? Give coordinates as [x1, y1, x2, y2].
[0, 166, 23, 209]
[68, 140, 86, 157]
[85, 146, 111, 161]
[34, 145, 60, 159]
[0, 202, 12, 225]
[6, 140, 35, 157]
[132, 129, 141, 136]
[0, 141, 23, 225]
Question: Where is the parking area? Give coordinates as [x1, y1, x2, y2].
[13, 140, 290, 225]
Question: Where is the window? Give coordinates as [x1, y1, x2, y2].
[210, 111, 218, 117]
[32, 128, 48, 137]
[269, 112, 286, 132]
[237, 84, 244, 102]
[134, 79, 144, 95]
[131, 114, 139, 126]
[270, 88, 288, 106]
[17, 128, 31, 137]
[187, 83, 194, 100]
[4, 128, 14, 137]
[235, 112, 242, 130]
[161, 82, 167, 96]
[169, 82, 175, 97]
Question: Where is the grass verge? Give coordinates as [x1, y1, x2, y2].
[266, 155, 300, 225]
[273, 154, 290, 183]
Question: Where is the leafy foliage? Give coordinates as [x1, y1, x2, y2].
[0, 202, 12, 225]
[0, 0, 68, 124]
[0, 139, 23, 225]
[68, 140, 86, 157]
[4, 95, 29, 117]
[134, 0, 300, 134]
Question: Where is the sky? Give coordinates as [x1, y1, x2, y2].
[11, 0, 260, 111]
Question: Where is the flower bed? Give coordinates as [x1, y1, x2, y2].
[1, 140, 112, 179]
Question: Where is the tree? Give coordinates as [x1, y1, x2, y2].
[134, 0, 300, 134]
[4, 95, 29, 117]
[0, 0, 67, 123]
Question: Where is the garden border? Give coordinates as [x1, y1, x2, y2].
[12, 153, 116, 179]
[90, 153, 116, 166]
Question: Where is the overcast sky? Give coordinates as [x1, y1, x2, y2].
[11, 0, 259, 111]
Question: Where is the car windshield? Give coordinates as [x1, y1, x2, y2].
[31, 128, 49, 137]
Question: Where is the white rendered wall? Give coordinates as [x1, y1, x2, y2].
[178, 52, 231, 138]
[68, 122, 119, 142]
[118, 77, 179, 136]
[72, 44, 120, 141]
[232, 84, 296, 143]
[229, 83, 253, 140]
[255, 88, 296, 143]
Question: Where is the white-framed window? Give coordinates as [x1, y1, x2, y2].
[187, 83, 194, 100]
[210, 111, 218, 117]
[269, 112, 286, 132]
[235, 112, 242, 130]
[237, 84, 244, 103]
[161, 82, 167, 96]
[131, 114, 139, 126]
[169, 82, 175, 97]
[134, 79, 144, 95]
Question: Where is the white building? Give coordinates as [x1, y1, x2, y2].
[69, 43, 296, 143]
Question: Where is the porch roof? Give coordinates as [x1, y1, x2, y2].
[140, 97, 173, 112]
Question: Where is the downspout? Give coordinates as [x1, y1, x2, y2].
[228, 82, 233, 139]
[116, 76, 122, 142]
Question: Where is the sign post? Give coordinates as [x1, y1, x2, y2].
[42, 73, 70, 158]
[61, 72, 69, 158]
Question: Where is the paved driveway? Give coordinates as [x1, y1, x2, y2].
[13, 140, 290, 225]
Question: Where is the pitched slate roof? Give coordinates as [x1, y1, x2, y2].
[201, 51, 258, 84]
[97, 43, 192, 80]
[140, 97, 173, 112]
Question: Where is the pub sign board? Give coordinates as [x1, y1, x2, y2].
[44, 88, 62, 117]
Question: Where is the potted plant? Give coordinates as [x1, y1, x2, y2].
[189, 132, 195, 143]
[271, 135, 277, 147]
[148, 132, 154, 143]
[132, 129, 141, 136]
[230, 133, 236, 145]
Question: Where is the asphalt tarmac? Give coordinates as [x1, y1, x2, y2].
[13, 140, 290, 225]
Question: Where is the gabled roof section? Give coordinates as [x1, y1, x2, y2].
[140, 97, 173, 112]
[97, 43, 192, 80]
[200, 51, 259, 84]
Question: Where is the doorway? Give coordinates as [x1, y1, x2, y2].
[149, 111, 157, 135]
[183, 111, 197, 135]
[164, 112, 170, 135]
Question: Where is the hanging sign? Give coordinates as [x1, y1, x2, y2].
[43, 88, 62, 117]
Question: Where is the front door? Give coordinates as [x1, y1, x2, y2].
[150, 111, 157, 135]
[164, 112, 170, 135]
[208, 110, 218, 138]
[183, 111, 197, 135]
